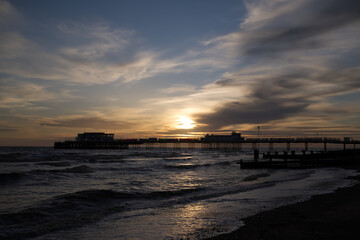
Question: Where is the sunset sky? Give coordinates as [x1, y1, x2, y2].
[1, 0, 360, 146]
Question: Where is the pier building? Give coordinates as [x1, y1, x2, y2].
[76, 132, 114, 142]
[201, 131, 244, 142]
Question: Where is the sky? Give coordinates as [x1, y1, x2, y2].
[1, 0, 360, 146]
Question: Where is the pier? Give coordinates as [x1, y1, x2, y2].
[54, 132, 360, 151]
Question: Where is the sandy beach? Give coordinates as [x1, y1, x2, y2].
[207, 170, 360, 240]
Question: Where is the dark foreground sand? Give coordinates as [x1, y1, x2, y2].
[207, 173, 360, 240]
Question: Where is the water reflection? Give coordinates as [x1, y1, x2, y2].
[170, 202, 211, 239]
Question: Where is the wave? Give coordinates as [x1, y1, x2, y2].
[37, 161, 71, 167]
[166, 164, 202, 169]
[186, 182, 276, 203]
[163, 156, 193, 161]
[0, 172, 25, 185]
[0, 187, 203, 239]
[0, 190, 125, 239]
[127, 151, 188, 159]
[97, 159, 127, 163]
[0, 152, 29, 161]
[52, 188, 204, 205]
[50, 165, 95, 174]
[242, 172, 271, 182]
[165, 161, 232, 170]
[87, 154, 126, 162]
[144, 188, 203, 199]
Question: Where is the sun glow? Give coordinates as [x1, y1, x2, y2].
[176, 116, 195, 129]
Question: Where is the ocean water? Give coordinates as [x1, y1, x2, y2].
[0, 146, 357, 240]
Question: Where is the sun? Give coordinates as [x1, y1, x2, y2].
[176, 116, 195, 129]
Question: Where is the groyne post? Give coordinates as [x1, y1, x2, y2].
[284, 151, 288, 164]
[254, 149, 259, 162]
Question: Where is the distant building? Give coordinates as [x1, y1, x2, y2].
[201, 131, 244, 142]
[76, 132, 114, 142]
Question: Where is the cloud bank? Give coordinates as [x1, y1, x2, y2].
[192, 0, 360, 132]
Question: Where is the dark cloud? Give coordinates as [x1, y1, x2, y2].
[214, 79, 234, 86]
[195, 100, 308, 130]
[39, 116, 133, 129]
[195, 66, 360, 130]
[194, 1, 360, 132]
[242, 0, 360, 55]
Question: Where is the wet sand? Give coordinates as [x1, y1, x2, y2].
[207, 173, 360, 240]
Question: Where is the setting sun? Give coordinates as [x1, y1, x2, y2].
[176, 116, 195, 129]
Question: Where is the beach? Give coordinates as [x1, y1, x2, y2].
[207, 172, 360, 240]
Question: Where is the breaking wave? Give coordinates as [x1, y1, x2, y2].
[50, 165, 95, 174]
[37, 161, 71, 167]
[242, 172, 271, 182]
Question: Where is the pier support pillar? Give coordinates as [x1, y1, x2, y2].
[344, 143, 346, 150]
[252, 142, 257, 150]
[324, 142, 327, 152]
[269, 142, 274, 151]
[305, 142, 308, 152]
[286, 142, 290, 151]
[254, 149, 259, 162]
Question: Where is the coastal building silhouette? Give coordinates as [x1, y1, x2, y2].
[201, 131, 244, 142]
[76, 132, 114, 142]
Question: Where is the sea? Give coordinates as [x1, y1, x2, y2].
[0, 145, 357, 240]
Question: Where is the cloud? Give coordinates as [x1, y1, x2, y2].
[57, 21, 134, 61]
[0, 79, 58, 108]
[160, 84, 196, 94]
[0, 128, 16, 132]
[0, 20, 186, 85]
[0, 1, 242, 87]
[188, 0, 360, 132]
[39, 116, 133, 130]
[240, 0, 360, 55]
[0, 0, 19, 26]
[0, 15, 236, 86]
[195, 100, 308, 130]
[193, 65, 360, 130]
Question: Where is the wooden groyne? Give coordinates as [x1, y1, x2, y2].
[240, 149, 360, 169]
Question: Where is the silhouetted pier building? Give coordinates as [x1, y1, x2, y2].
[54, 132, 137, 149]
[201, 131, 244, 142]
[77, 132, 114, 142]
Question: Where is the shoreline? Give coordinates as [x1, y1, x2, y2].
[206, 167, 360, 240]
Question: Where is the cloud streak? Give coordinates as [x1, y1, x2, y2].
[39, 116, 133, 130]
